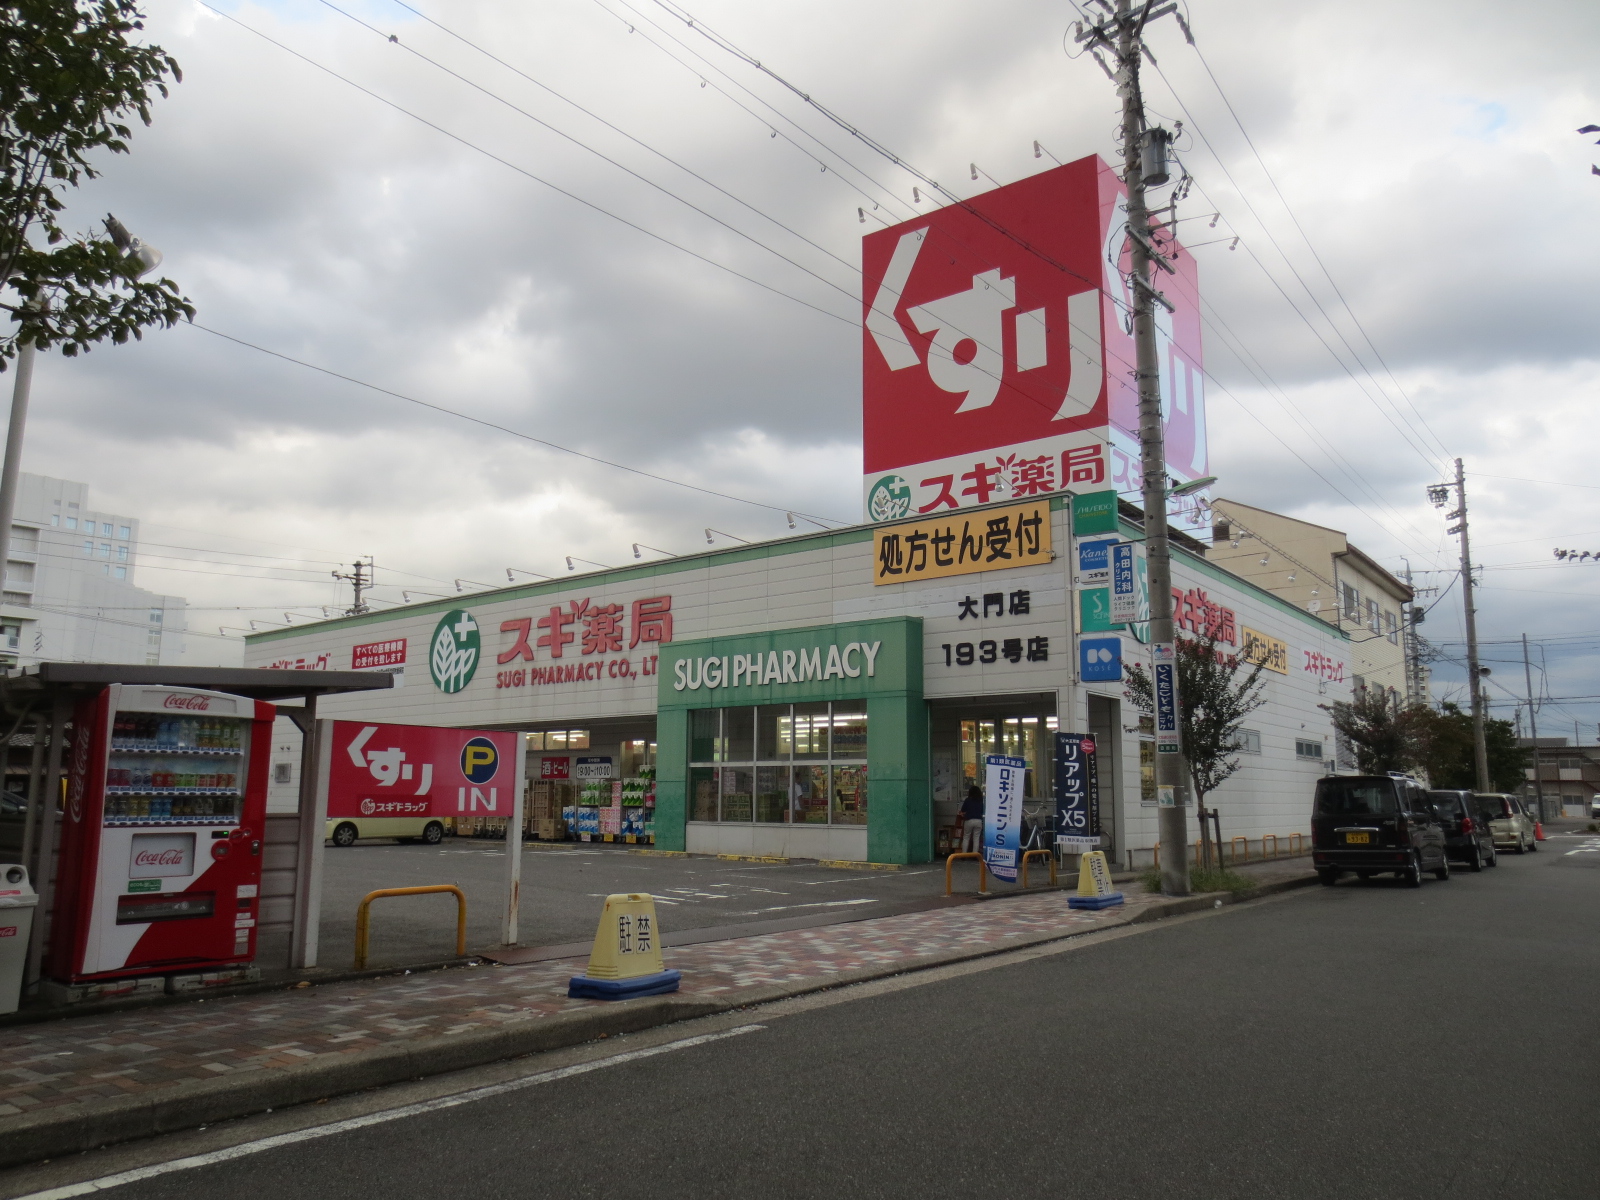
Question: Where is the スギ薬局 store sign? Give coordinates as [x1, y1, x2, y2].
[860, 154, 1208, 522]
[873, 502, 1051, 585]
[494, 594, 673, 691]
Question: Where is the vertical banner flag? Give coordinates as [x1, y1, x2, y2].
[1153, 641, 1181, 763]
[1110, 542, 1138, 624]
[1054, 733, 1101, 852]
[982, 753, 1028, 882]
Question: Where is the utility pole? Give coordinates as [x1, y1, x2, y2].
[1076, 0, 1191, 895]
[1521, 633, 1545, 820]
[332, 557, 373, 616]
[1428, 460, 1489, 791]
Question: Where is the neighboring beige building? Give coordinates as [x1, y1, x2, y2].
[1207, 499, 1418, 704]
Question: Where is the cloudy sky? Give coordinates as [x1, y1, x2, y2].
[19, 0, 1600, 733]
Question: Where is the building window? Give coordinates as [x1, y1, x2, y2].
[1341, 583, 1361, 622]
[273, 762, 294, 785]
[528, 729, 589, 751]
[1557, 757, 1582, 770]
[149, 610, 163, 624]
[1295, 739, 1324, 760]
[1365, 598, 1380, 633]
[65, 517, 77, 531]
[102, 522, 113, 536]
[82, 540, 93, 555]
[1385, 611, 1398, 644]
[1235, 729, 1262, 754]
[0, 624, 18, 651]
[147, 632, 161, 647]
[144, 654, 159, 666]
[689, 703, 869, 826]
[117, 545, 128, 561]
[114, 566, 127, 580]
[118, 525, 130, 540]
[50, 514, 58, 526]
[1352, 674, 1366, 694]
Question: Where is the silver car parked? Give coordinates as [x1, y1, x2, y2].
[1474, 793, 1538, 854]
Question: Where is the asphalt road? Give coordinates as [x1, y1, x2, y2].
[317, 840, 950, 967]
[13, 832, 1597, 1200]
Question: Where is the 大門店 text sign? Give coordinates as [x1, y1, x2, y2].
[873, 502, 1051, 585]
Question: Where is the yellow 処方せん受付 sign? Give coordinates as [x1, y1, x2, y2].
[873, 502, 1051, 585]
[1240, 627, 1289, 674]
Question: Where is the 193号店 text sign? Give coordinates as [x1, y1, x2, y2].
[873, 502, 1051, 585]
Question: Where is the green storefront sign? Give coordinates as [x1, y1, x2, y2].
[1072, 489, 1119, 536]
[655, 616, 929, 864]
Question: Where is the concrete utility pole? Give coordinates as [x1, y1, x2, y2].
[332, 557, 373, 616]
[1430, 460, 1490, 791]
[1077, 0, 1191, 894]
[0, 334, 38, 618]
[1522, 633, 1545, 819]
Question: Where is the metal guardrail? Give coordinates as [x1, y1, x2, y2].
[945, 852, 989, 896]
[1230, 836, 1250, 863]
[354, 885, 467, 970]
[1020, 848, 1057, 888]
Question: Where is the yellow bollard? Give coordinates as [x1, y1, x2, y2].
[567, 893, 681, 1000]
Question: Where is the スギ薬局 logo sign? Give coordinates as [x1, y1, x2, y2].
[429, 610, 480, 693]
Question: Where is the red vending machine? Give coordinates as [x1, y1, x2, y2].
[49, 685, 275, 982]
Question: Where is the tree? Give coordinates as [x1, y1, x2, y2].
[1412, 702, 1528, 792]
[1, 0, 193, 365]
[1125, 634, 1268, 867]
[1322, 689, 1426, 775]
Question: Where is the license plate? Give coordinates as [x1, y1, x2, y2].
[1344, 832, 1370, 845]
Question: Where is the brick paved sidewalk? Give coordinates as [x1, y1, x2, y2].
[0, 884, 1180, 1124]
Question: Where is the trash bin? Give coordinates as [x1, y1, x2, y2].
[0, 864, 38, 1015]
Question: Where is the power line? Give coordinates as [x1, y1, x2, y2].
[189, 322, 850, 526]
[197, 2, 856, 329]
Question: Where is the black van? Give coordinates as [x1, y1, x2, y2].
[1312, 774, 1449, 887]
[1428, 789, 1498, 871]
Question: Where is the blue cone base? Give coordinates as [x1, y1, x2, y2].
[568, 969, 681, 1000]
[1067, 892, 1125, 910]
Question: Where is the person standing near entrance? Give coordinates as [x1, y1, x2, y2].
[959, 784, 984, 853]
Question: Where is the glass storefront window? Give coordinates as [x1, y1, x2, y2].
[832, 701, 868, 758]
[792, 764, 828, 823]
[832, 764, 867, 825]
[690, 704, 870, 826]
[719, 767, 753, 822]
[724, 707, 755, 763]
[690, 709, 721, 763]
[690, 767, 717, 821]
[792, 703, 830, 760]
[755, 765, 790, 822]
[757, 705, 789, 761]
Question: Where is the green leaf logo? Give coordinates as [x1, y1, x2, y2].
[429, 609, 481, 694]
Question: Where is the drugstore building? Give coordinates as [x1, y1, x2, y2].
[244, 493, 1350, 868]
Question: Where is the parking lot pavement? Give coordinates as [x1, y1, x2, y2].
[318, 840, 952, 969]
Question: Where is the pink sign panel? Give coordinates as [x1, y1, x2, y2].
[327, 721, 520, 820]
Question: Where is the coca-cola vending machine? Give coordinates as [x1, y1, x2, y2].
[49, 685, 275, 982]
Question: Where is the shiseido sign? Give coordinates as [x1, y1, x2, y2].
[129, 833, 196, 878]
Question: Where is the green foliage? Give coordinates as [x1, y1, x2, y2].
[1322, 689, 1426, 775]
[0, 0, 193, 363]
[1412, 702, 1527, 792]
[1124, 633, 1268, 802]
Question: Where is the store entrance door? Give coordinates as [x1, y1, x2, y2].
[929, 694, 1057, 858]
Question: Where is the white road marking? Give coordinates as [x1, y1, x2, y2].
[14, 1025, 764, 1200]
[750, 899, 878, 913]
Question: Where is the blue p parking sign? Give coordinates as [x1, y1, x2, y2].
[460, 736, 500, 784]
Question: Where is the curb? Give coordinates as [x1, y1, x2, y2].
[0, 873, 1314, 1169]
[816, 859, 902, 872]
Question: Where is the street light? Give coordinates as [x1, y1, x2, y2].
[632, 544, 674, 559]
[0, 215, 164, 639]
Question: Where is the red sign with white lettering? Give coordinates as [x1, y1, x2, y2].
[859, 154, 1207, 520]
[540, 757, 569, 780]
[352, 639, 406, 670]
[327, 721, 520, 819]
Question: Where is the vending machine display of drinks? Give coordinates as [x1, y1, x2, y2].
[48, 685, 275, 982]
